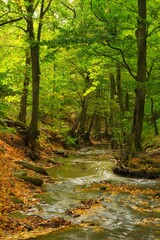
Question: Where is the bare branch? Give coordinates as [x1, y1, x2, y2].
[93, 49, 130, 70]
[147, 25, 160, 37]
[106, 41, 137, 79]
[0, 17, 23, 27]
[116, 0, 137, 14]
[33, 0, 41, 13]
[90, 0, 108, 23]
[0, 12, 8, 19]
[147, 56, 160, 81]
[61, 1, 76, 19]
[17, 25, 27, 33]
[43, 0, 52, 16]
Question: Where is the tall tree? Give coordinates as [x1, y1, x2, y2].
[131, 0, 146, 152]
[24, 0, 52, 152]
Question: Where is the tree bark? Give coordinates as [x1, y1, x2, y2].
[24, 0, 44, 151]
[116, 63, 124, 113]
[125, 92, 129, 111]
[77, 74, 93, 144]
[18, 48, 30, 123]
[131, 0, 146, 152]
[150, 98, 158, 135]
[93, 113, 101, 141]
[109, 73, 115, 129]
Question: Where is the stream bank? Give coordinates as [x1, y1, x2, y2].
[0, 133, 160, 240]
[24, 145, 160, 240]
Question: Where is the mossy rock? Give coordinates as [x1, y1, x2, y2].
[16, 161, 48, 175]
[14, 170, 27, 177]
[15, 170, 43, 186]
[19, 175, 43, 186]
[10, 196, 24, 204]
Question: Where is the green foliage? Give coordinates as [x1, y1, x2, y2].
[0, 123, 17, 134]
[63, 134, 77, 147]
[0, 0, 160, 149]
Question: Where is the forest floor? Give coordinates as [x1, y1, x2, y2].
[0, 132, 72, 239]
[0, 131, 160, 239]
[113, 136, 160, 179]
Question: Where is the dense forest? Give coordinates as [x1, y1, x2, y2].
[1, 1, 160, 154]
[0, 0, 160, 238]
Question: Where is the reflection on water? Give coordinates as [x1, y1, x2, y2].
[27, 144, 160, 240]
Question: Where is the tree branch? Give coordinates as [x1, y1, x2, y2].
[106, 41, 137, 79]
[90, 0, 108, 23]
[43, 0, 52, 16]
[0, 17, 23, 26]
[17, 25, 27, 33]
[0, 12, 9, 19]
[33, 0, 41, 13]
[147, 56, 160, 81]
[61, 1, 76, 19]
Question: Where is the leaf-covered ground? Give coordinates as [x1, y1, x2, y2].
[0, 133, 71, 239]
[113, 145, 160, 179]
[0, 132, 160, 239]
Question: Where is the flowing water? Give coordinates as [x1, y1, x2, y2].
[27, 144, 160, 240]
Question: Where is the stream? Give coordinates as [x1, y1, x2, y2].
[26, 144, 160, 240]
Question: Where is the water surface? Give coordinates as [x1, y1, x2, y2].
[27, 144, 160, 240]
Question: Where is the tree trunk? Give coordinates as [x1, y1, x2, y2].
[77, 75, 93, 144]
[116, 63, 124, 113]
[104, 112, 111, 140]
[125, 92, 129, 111]
[26, 43, 40, 150]
[109, 73, 115, 130]
[109, 73, 118, 149]
[131, 0, 146, 152]
[83, 114, 95, 146]
[110, 72, 116, 100]
[18, 48, 30, 124]
[150, 98, 158, 135]
[24, 0, 44, 151]
[68, 112, 82, 137]
[93, 114, 101, 141]
[77, 94, 89, 144]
